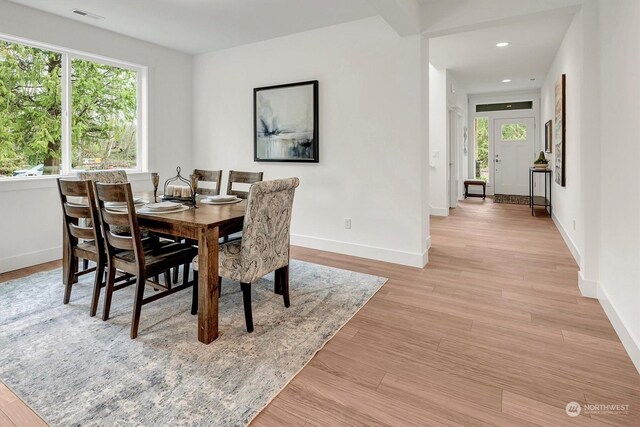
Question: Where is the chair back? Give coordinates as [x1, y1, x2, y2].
[193, 169, 223, 196]
[227, 170, 263, 199]
[57, 179, 103, 254]
[240, 178, 299, 282]
[93, 182, 145, 270]
[77, 169, 128, 184]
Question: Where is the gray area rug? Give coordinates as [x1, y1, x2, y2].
[0, 260, 386, 426]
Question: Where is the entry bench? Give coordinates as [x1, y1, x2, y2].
[464, 179, 486, 200]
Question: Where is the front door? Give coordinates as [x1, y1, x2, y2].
[494, 117, 535, 195]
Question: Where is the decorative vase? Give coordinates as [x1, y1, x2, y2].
[534, 163, 548, 170]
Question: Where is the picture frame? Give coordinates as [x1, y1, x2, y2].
[554, 74, 566, 186]
[254, 80, 319, 163]
[544, 120, 552, 153]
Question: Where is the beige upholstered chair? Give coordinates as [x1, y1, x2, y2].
[193, 177, 299, 332]
[77, 169, 128, 184]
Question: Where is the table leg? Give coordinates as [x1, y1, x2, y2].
[197, 226, 220, 344]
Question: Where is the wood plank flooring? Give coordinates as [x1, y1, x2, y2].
[1, 200, 639, 426]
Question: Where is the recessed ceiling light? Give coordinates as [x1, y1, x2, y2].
[502, 79, 512, 83]
[496, 42, 510, 47]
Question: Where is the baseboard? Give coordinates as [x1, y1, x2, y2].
[430, 206, 449, 217]
[423, 236, 432, 266]
[0, 246, 61, 274]
[551, 213, 581, 265]
[291, 234, 427, 268]
[578, 270, 598, 299]
[598, 284, 640, 374]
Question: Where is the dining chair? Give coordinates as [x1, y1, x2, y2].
[226, 170, 264, 199]
[93, 181, 199, 338]
[192, 177, 299, 332]
[57, 179, 106, 316]
[193, 169, 223, 196]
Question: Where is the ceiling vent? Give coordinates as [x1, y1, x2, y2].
[72, 9, 104, 20]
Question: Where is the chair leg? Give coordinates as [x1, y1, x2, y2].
[241, 282, 253, 333]
[63, 254, 77, 304]
[83, 258, 89, 270]
[130, 275, 146, 339]
[90, 260, 105, 317]
[218, 276, 222, 297]
[182, 263, 189, 285]
[281, 265, 290, 308]
[173, 266, 180, 284]
[191, 273, 198, 316]
[274, 268, 283, 295]
[164, 270, 172, 289]
[102, 266, 117, 321]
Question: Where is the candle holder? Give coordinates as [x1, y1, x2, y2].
[151, 172, 160, 203]
[189, 174, 199, 208]
[162, 166, 196, 207]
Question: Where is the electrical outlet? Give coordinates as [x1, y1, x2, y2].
[345, 219, 352, 229]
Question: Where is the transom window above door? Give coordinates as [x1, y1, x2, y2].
[501, 123, 528, 141]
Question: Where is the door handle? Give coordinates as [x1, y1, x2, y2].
[495, 159, 501, 163]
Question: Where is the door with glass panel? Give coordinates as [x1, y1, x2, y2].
[493, 118, 535, 195]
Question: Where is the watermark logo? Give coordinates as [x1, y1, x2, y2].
[565, 401, 630, 417]
[565, 401, 581, 417]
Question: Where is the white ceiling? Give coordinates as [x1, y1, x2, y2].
[429, 9, 576, 94]
[7, 0, 378, 54]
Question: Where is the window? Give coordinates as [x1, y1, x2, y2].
[474, 117, 488, 181]
[501, 123, 527, 141]
[0, 41, 62, 177]
[71, 59, 138, 170]
[0, 36, 145, 179]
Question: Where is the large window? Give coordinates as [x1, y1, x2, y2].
[0, 36, 144, 178]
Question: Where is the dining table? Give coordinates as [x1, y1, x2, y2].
[62, 191, 246, 344]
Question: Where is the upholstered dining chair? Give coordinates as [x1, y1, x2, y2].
[193, 169, 223, 196]
[77, 169, 128, 184]
[226, 170, 264, 199]
[93, 182, 198, 339]
[192, 177, 299, 332]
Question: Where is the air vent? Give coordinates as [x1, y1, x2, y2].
[72, 9, 104, 20]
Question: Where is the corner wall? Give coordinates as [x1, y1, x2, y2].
[192, 17, 429, 267]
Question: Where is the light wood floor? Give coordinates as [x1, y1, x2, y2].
[2, 200, 639, 426]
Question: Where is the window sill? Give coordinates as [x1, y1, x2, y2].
[0, 171, 149, 192]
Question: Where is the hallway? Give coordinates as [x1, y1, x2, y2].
[256, 199, 640, 426]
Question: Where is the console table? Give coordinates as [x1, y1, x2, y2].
[529, 168, 552, 217]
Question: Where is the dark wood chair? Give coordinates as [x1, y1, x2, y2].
[93, 181, 199, 338]
[226, 170, 264, 199]
[57, 179, 106, 316]
[193, 178, 299, 332]
[193, 169, 223, 196]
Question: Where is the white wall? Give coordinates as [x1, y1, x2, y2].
[192, 17, 429, 267]
[596, 0, 640, 372]
[446, 71, 469, 202]
[0, 0, 193, 273]
[428, 64, 448, 215]
[541, 9, 584, 264]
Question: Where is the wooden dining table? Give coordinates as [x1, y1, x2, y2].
[63, 191, 246, 344]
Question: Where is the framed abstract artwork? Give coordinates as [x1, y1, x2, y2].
[554, 74, 566, 186]
[545, 120, 552, 153]
[254, 80, 319, 162]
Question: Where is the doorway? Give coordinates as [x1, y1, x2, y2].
[494, 117, 535, 195]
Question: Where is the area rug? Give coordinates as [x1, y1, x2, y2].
[0, 260, 386, 426]
[493, 194, 531, 205]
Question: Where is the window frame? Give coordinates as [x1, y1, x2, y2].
[0, 32, 148, 180]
